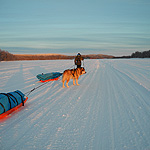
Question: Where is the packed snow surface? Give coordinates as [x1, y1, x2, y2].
[0, 59, 150, 150]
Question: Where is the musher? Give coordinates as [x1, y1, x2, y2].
[74, 53, 84, 68]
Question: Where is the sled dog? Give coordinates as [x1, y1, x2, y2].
[62, 67, 86, 88]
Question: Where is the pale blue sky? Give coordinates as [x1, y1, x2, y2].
[0, 0, 150, 56]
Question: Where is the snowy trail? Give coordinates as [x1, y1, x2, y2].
[0, 59, 150, 150]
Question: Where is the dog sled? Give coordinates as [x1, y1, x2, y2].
[0, 90, 28, 119]
[36, 72, 62, 82]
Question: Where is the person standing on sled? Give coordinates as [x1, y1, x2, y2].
[74, 53, 84, 68]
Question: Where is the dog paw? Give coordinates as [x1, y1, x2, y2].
[62, 86, 65, 88]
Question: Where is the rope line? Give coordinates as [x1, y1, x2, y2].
[24, 81, 50, 97]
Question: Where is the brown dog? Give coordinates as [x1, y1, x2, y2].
[62, 67, 86, 88]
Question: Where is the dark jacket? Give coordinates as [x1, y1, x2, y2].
[74, 55, 84, 66]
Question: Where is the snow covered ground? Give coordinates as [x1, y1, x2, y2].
[0, 59, 150, 150]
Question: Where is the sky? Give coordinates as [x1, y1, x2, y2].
[0, 0, 150, 56]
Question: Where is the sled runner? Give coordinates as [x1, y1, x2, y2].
[37, 72, 62, 82]
[0, 90, 28, 119]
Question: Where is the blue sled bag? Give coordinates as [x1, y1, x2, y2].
[0, 90, 25, 115]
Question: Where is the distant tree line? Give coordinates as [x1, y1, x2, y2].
[1, 48, 150, 61]
[14, 54, 75, 60]
[0, 49, 114, 61]
[114, 50, 150, 59]
[14, 54, 114, 60]
[131, 50, 150, 58]
[0, 49, 16, 61]
[0, 49, 76, 61]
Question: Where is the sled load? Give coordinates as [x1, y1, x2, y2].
[37, 72, 62, 82]
[0, 90, 28, 119]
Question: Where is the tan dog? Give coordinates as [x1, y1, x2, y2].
[62, 67, 86, 88]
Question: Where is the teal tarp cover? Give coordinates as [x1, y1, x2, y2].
[37, 72, 62, 81]
[0, 90, 25, 115]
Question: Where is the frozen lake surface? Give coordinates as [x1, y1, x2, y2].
[0, 59, 150, 150]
